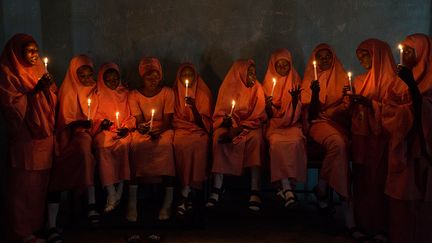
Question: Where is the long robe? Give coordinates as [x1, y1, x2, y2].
[93, 63, 135, 186]
[301, 43, 350, 198]
[263, 49, 307, 183]
[212, 59, 266, 176]
[50, 55, 98, 192]
[384, 33, 432, 243]
[351, 39, 396, 235]
[0, 34, 56, 240]
[172, 63, 213, 188]
[129, 57, 175, 178]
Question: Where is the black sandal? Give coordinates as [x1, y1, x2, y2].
[176, 195, 191, 216]
[206, 187, 223, 208]
[248, 190, 262, 212]
[46, 227, 64, 243]
[87, 203, 101, 226]
[346, 227, 369, 243]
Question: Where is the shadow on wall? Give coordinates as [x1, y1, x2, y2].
[40, 0, 74, 86]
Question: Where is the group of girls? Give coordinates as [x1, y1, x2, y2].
[1, 32, 431, 243]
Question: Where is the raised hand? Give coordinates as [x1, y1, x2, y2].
[310, 80, 320, 94]
[34, 73, 53, 92]
[397, 64, 416, 88]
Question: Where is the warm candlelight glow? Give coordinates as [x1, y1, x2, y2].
[87, 98, 91, 120]
[348, 72, 353, 93]
[271, 78, 277, 97]
[116, 111, 120, 128]
[229, 100, 236, 117]
[185, 79, 189, 97]
[398, 44, 404, 65]
[313, 60, 318, 80]
[149, 109, 155, 131]
[43, 57, 48, 72]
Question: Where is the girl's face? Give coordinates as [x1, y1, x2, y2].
[103, 69, 120, 90]
[143, 69, 160, 91]
[180, 66, 195, 87]
[356, 49, 372, 70]
[274, 58, 291, 77]
[77, 65, 96, 86]
[22, 42, 39, 66]
[245, 64, 257, 88]
[402, 45, 416, 70]
[315, 49, 333, 71]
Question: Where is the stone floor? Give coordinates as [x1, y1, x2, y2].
[59, 188, 353, 243]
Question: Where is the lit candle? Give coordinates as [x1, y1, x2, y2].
[229, 100, 236, 117]
[87, 98, 91, 120]
[43, 57, 48, 72]
[348, 72, 353, 93]
[270, 78, 277, 97]
[185, 79, 189, 98]
[313, 60, 318, 80]
[149, 109, 155, 131]
[398, 44, 404, 65]
[115, 111, 120, 128]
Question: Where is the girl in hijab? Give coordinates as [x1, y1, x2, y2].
[0, 33, 57, 242]
[93, 63, 135, 213]
[263, 49, 307, 208]
[172, 63, 213, 215]
[349, 38, 396, 242]
[48, 55, 100, 236]
[302, 44, 355, 238]
[206, 59, 267, 211]
[128, 57, 176, 221]
[385, 33, 432, 243]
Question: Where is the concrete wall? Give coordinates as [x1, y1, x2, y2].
[1, 0, 430, 92]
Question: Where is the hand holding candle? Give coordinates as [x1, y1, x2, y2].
[115, 111, 120, 128]
[229, 100, 236, 117]
[398, 44, 404, 65]
[270, 78, 277, 97]
[43, 57, 48, 72]
[313, 60, 318, 80]
[87, 98, 91, 120]
[149, 109, 155, 132]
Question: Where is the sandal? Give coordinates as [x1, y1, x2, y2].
[176, 196, 190, 216]
[87, 203, 101, 226]
[206, 187, 223, 208]
[248, 190, 262, 212]
[104, 197, 121, 213]
[278, 189, 298, 208]
[46, 227, 64, 243]
[147, 234, 162, 243]
[346, 227, 369, 243]
[127, 234, 141, 243]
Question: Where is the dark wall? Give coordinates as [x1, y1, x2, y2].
[1, 0, 431, 94]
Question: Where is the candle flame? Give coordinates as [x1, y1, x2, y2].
[313, 60, 317, 66]
[43, 57, 48, 65]
[116, 111, 119, 118]
[398, 44, 403, 51]
[185, 79, 189, 87]
[272, 78, 276, 85]
[348, 72, 352, 78]
[87, 98, 91, 106]
[151, 109, 155, 115]
[231, 100, 236, 107]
